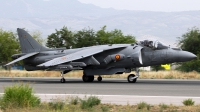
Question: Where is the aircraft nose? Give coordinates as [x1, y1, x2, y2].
[176, 51, 197, 62]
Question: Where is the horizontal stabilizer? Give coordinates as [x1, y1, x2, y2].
[4, 52, 39, 66]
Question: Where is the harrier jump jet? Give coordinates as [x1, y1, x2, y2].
[5, 28, 196, 83]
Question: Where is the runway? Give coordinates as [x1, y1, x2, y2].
[0, 77, 200, 105]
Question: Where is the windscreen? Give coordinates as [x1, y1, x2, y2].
[139, 40, 168, 49]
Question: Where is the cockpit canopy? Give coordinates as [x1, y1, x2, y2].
[139, 40, 169, 49]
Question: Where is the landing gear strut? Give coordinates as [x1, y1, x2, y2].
[60, 70, 70, 83]
[127, 68, 140, 83]
[97, 76, 102, 82]
[60, 71, 66, 83]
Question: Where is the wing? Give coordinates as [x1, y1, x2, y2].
[37, 45, 127, 67]
[4, 52, 39, 66]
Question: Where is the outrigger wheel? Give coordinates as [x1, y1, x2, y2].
[60, 71, 66, 83]
[60, 78, 66, 83]
[97, 76, 102, 81]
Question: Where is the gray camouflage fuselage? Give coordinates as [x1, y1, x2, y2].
[22, 43, 195, 75]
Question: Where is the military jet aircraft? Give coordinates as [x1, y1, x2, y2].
[5, 28, 197, 83]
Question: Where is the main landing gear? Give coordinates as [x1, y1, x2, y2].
[82, 75, 94, 82]
[127, 68, 140, 83]
[82, 71, 103, 82]
[82, 75, 102, 82]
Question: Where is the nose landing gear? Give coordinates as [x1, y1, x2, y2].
[127, 68, 140, 83]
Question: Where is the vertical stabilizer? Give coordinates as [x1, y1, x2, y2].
[17, 28, 48, 53]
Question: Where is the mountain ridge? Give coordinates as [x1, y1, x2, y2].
[0, 0, 200, 46]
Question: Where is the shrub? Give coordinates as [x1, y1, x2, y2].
[101, 105, 110, 112]
[137, 102, 150, 110]
[0, 83, 40, 109]
[159, 103, 168, 109]
[182, 98, 195, 106]
[48, 101, 65, 110]
[69, 96, 80, 105]
[80, 96, 101, 109]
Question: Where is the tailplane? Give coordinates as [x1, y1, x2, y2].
[17, 28, 49, 53]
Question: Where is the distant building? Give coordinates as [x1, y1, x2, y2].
[140, 66, 151, 71]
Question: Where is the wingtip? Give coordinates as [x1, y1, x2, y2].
[37, 64, 45, 67]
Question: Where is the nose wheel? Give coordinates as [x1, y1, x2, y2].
[127, 68, 140, 83]
[127, 74, 137, 83]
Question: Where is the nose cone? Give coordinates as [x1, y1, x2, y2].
[175, 51, 197, 62]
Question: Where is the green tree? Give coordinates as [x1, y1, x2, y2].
[0, 29, 19, 65]
[96, 26, 136, 44]
[74, 28, 97, 48]
[177, 27, 200, 72]
[96, 26, 111, 44]
[109, 29, 136, 44]
[46, 26, 136, 49]
[46, 26, 75, 48]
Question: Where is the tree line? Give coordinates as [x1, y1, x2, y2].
[46, 26, 136, 49]
[0, 26, 199, 72]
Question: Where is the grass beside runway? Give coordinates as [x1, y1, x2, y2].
[0, 70, 200, 79]
[1, 94, 200, 112]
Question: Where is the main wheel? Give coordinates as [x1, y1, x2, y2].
[97, 76, 102, 82]
[127, 74, 137, 83]
[82, 75, 94, 82]
[89, 76, 94, 82]
[60, 78, 66, 83]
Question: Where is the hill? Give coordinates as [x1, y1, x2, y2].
[1, 0, 200, 46]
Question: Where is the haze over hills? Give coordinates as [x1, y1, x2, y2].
[1, 0, 200, 47]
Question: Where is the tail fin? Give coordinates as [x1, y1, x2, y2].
[17, 28, 49, 53]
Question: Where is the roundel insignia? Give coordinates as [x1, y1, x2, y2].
[61, 56, 66, 60]
[115, 54, 120, 60]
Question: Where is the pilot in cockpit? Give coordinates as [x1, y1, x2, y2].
[139, 40, 168, 49]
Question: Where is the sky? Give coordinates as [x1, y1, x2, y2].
[78, 0, 200, 12]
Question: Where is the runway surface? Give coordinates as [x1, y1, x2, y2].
[0, 77, 200, 105]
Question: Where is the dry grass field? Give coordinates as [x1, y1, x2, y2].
[2, 104, 200, 112]
[0, 70, 200, 79]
